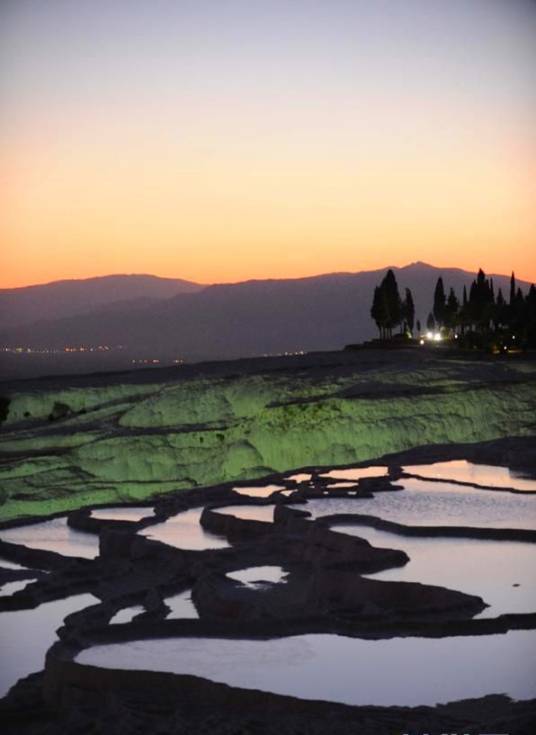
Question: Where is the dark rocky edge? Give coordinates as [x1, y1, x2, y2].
[1, 435, 536, 733]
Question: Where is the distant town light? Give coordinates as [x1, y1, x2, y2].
[419, 338, 425, 346]
[433, 332, 442, 342]
[425, 331, 433, 340]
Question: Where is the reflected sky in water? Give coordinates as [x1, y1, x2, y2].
[0, 578, 37, 597]
[0, 593, 98, 697]
[90, 506, 154, 521]
[0, 517, 99, 558]
[333, 524, 536, 618]
[76, 630, 536, 707]
[320, 466, 388, 481]
[139, 509, 230, 551]
[165, 590, 198, 619]
[109, 605, 144, 625]
[214, 505, 276, 523]
[226, 566, 288, 588]
[232, 485, 286, 497]
[305, 477, 536, 529]
[404, 460, 536, 492]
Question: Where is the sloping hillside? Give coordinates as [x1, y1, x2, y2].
[0, 264, 530, 372]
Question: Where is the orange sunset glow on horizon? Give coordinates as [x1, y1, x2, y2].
[2, 0, 535, 290]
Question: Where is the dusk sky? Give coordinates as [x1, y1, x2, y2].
[2, 0, 535, 288]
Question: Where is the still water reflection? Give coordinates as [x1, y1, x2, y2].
[91, 507, 154, 522]
[215, 506, 276, 523]
[404, 460, 536, 492]
[139, 509, 229, 551]
[226, 566, 288, 588]
[0, 593, 98, 697]
[320, 466, 388, 481]
[332, 524, 536, 618]
[232, 485, 285, 498]
[0, 517, 100, 558]
[76, 630, 536, 706]
[305, 477, 536, 529]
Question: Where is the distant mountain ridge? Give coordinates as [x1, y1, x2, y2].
[0, 263, 531, 367]
[0, 274, 203, 330]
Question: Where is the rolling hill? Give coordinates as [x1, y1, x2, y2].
[0, 263, 530, 378]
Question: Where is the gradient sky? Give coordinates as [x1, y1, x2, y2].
[1, 0, 535, 288]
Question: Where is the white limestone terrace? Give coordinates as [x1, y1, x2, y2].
[1, 349, 536, 523]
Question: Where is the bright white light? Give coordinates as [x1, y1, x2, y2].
[425, 331, 433, 340]
[419, 338, 425, 345]
[433, 332, 442, 342]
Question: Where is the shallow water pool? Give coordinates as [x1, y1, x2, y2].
[332, 524, 536, 618]
[0, 517, 100, 559]
[305, 477, 536, 530]
[0, 593, 99, 697]
[404, 460, 536, 492]
[139, 509, 230, 551]
[226, 566, 288, 588]
[76, 629, 536, 707]
[91, 507, 154, 522]
[214, 505, 276, 523]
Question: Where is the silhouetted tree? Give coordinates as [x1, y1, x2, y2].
[468, 268, 494, 329]
[433, 277, 446, 327]
[509, 272, 516, 305]
[494, 288, 507, 329]
[383, 269, 402, 336]
[403, 288, 415, 334]
[369, 269, 403, 339]
[444, 288, 459, 331]
[371, 286, 388, 339]
[422, 267, 535, 351]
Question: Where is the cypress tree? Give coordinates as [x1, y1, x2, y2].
[445, 288, 459, 330]
[382, 269, 402, 337]
[403, 288, 415, 333]
[433, 277, 446, 326]
[371, 286, 387, 339]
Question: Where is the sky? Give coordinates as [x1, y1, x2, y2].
[1, 0, 535, 288]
